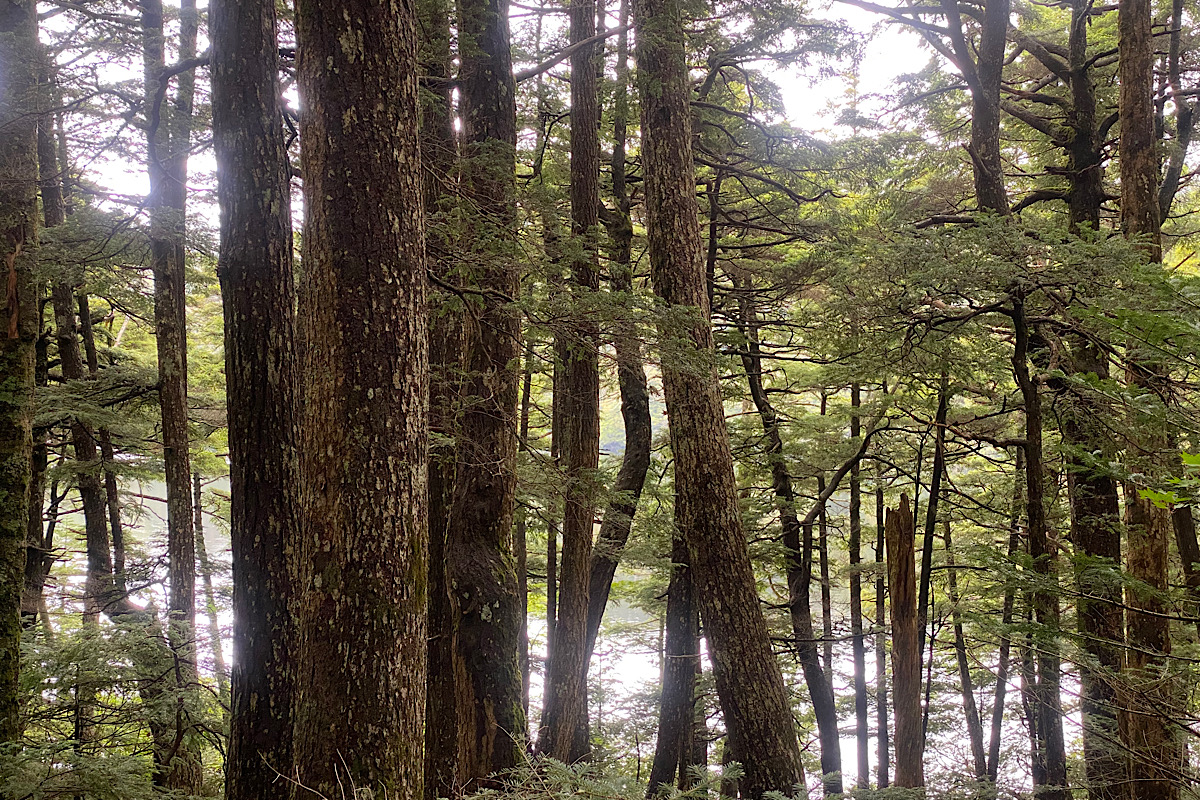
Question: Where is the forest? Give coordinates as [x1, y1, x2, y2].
[0, 0, 1198, 797]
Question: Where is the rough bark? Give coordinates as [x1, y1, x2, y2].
[0, 0, 38, 745]
[1118, 0, 1180, 792]
[448, 0, 527, 780]
[965, 0, 1011, 213]
[736, 278, 839, 795]
[886, 495, 923, 788]
[633, 0, 806, 792]
[1062, 344, 1125, 800]
[646, 531, 698, 797]
[290, 0, 429, 795]
[540, 0, 603, 758]
[210, 1, 302, 793]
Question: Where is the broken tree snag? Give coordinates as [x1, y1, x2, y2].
[886, 494, 923, 788]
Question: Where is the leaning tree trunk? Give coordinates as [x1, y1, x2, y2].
[584, 0, 652, 685]
[539, 0, 603, 759]
[210, 0, 302, 793]
[633, 0, 806, 793]
[290, 0, 429, 795]
[0, 0, 39, 745]
[736, 278, 840, 796]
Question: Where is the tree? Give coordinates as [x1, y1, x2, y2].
[633, 0, 807, 793]
[539, 0, 603, 759]
[0, 0, 38, 746]
[210, 0, 301, 796]
[445, 0, 528, 782]
[886, 495, 922, 788]
[290, 0, 429, 794]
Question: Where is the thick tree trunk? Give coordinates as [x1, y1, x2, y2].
[1066, 0, 1104, 232]
[966, 0, 1011, 213]
[633, 0, 805, 793]
[1062, 351, 1125, 800]
[448, 0, 527, 781]
[646, 532, 698, 796]
[210, 2, 302, 794]
[1118, 0, 1180, 792]
[0, 0, 38, 745]
[540, 0, 603, 758]
[886, 495, 923, 788]
[290, 0, 429, 795]
[736, 279, 839, 795]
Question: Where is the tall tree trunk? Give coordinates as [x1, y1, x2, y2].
[633, 0, 806, 792]
[421, 0, 465, 789]
[875, 482, 889, 789]
[945, 519, 987, 780]
[540, 0, 603, 758]
[1063, 348, 1125, 800]
[448, 0, 527, 780]
[886, 495, 923, 788]
[849, 386, 869, 789]
[210, 2, 302, 794]
[736, 278, 839, 795]
[0, 0, 39, 744]
[1118, 0, 1180, 792]
[141, 0, 200, 786]
[1011, 296, 1070, 800]
[585, 0, 652, 673]
[647, 531, 698, 796]
[290, 0, 429, 794]
[22, 90, 60, 627]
